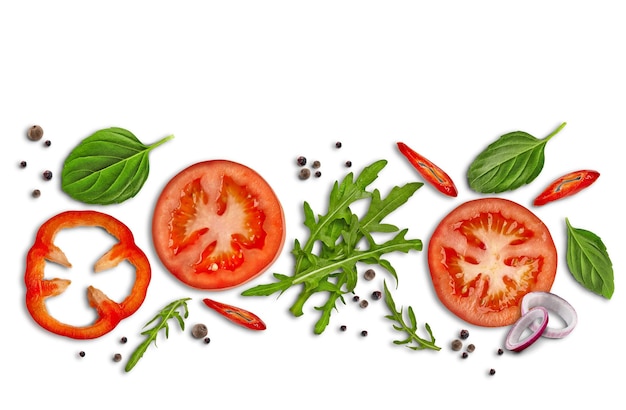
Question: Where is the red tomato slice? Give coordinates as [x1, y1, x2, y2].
[427, 198, 557, 327]
[152, 160, 286, 290]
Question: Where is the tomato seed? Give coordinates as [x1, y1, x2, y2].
[31, 189, 41, 198]
[43, 170, 53, 180]
[371, 291, 382, 300]
[113, 353, 122, 362]
[460, 329, 469, 339]
[27, 125, 44, 141]
[297, 156, 307, 166]
[299, 168, 311, 180]
[191, 323, 208, 339]
[364, 269, 376, 280]
[359, 300, 369, 309]
[451, 339, 463, 351]
[466, 344, 475, 353]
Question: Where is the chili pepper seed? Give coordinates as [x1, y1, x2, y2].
[460, 329, 470, 340]
[364, 269, 376, 280]
[191, 323, 208, 339]
[43, 170, 53, 180]
[451, 339, 463, 351]
[27, 125, 44, 141]
[113, 353, 122, 362]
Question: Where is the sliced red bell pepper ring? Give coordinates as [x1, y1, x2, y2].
[533, 170, 600, 206]
[202, 298, 266, 330]
[25, 210, 151, 339]
[396, 142, 458, 197]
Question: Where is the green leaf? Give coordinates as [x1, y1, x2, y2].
[61, 127, 174, 205]
[125, 298, 190, 372]
[565, 218, 614, 299]
[382, 281, 440, 351]
[467, 122, 566, 193]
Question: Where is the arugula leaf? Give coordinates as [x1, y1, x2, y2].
[242, 160, 424, 334]
[383, 281, 440, 351]
[62, 127, 174, 205]
[467, 122, 566, 193]
[565, 218, 614, 299]
[125, 298, 191, 372]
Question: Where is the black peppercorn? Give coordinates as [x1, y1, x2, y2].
[345, 160, 352, 167]
[335, 141, 342, 148]
[32, 189, 41, 198]
[78, 351, 86, 358]
[43, 170, 53, 180]
[451, 339, 463, 351]
[497, 348, 504, 355]
[312, 160, 321, 169]
[364, 269, 375, 280]
[120, 336, 128, 344]
[314, 171, 321, 178]
[361, 330, 368, 337]
[299, 168, 311, 180]
[113, 353, 122, 362]
[297, 156, 307, 166]
[359, 300, 369, 308]
[460, 329, 469, 339]
[461, 352, 468, 359]
[489, 369, 496, 376]
[20, 161, 27, 168]
[340, 325, 347, 331]
[44, 140, 51, 147]
[466, 344, 475, 353]
[352, 295, 360, 302]
[27, 125, 44, 141]
[204, 337, 211, 344]
[191, 323, 208, 339]
[371, 291, 382, 300]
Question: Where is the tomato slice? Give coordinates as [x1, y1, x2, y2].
[152, 160, 286, 290]
[427, 198, 557, 327]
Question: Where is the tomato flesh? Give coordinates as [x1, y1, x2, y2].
[427, 198, 557, 327]
[152, 160, 285, 290]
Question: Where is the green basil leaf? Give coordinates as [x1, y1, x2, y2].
[565, 218, 614, 299]
[467, 122, 566, 193]
[61, 127, 173, 205]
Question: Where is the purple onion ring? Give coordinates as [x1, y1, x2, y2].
[521, 291, 577, 339]
[505, 306, 549, 352]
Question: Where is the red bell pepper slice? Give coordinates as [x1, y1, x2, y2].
[396, 142, 458, 197]
[533, 170, 600, 206]
[202, 298, 266, 330]
[25, 210, 151, 339]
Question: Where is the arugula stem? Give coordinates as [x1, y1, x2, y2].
[544, 122, 567, 141]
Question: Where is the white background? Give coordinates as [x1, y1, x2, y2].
[2, 1, 624, 408]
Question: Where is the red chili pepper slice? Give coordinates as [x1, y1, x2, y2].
[25, 210, 151, 339]
[396, 142, 458, 197]
[533, 170, 600, 206]
[202, 298, 266, 330]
